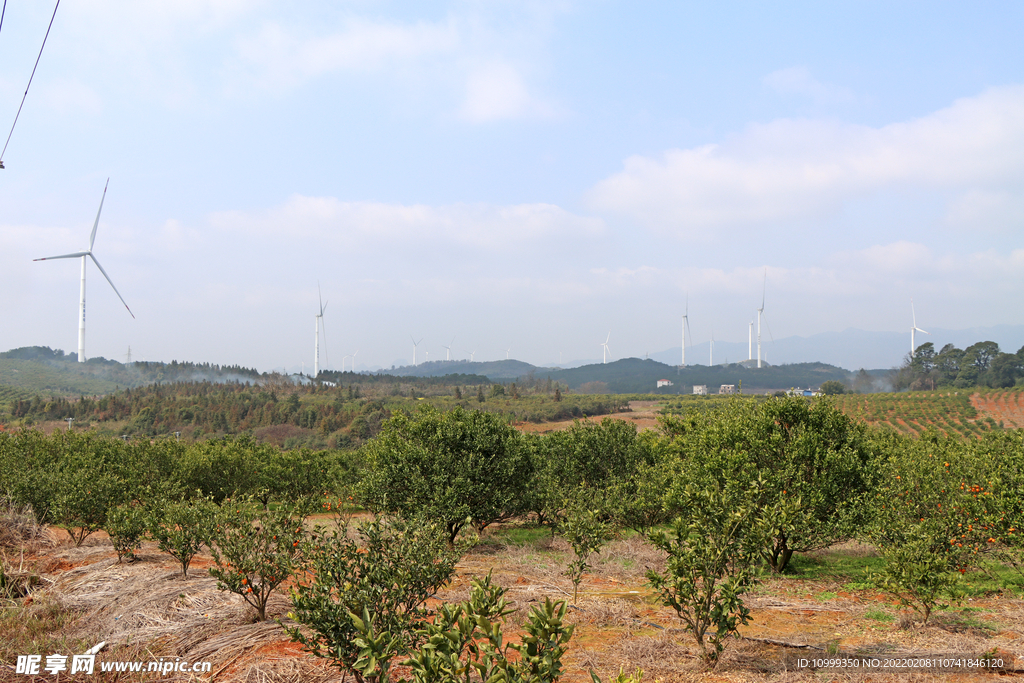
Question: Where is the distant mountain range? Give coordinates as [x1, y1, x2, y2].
[374, 357, 876, 394]
[641, 325, 1024, 372]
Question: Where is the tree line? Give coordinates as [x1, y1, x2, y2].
[893, 340, 1024, 391]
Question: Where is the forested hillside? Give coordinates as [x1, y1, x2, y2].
[1, 375, 627, 448]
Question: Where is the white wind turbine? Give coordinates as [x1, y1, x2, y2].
[505, 345, 512, 360]
[601, 333, 611, 364]
[444, 336, 455, 361]
[910, 300, 929, 357]
[350, 349, 358, 371]
[411, 336, 423, 365]
[756, 269, 774, 368]
[314, 283, 328, 378]
[681, 295, 692, 366]
[34, 179, 134, 362]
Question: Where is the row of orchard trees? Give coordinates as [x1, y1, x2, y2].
[358, 399, 1024, 668]
[2, 399, 1023, 673]
[0, 431, 350, 544]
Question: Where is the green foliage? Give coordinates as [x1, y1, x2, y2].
[660, 397, 874, 572]
[392, 573, 575, 683]
[647, 479, 773, 669]
[105, 502, 148, 562]
[559, 494, 612, 603]
[208, 498, 306, 620]
[866, 431, 1001, 623]
[819, 380, 846, 395]
[287, 516, 464, 681]
[358, 406, 532, 543]
[147, 497, 216, 576]
[869, 537, 965, 624]
[532, 418, 656, 531]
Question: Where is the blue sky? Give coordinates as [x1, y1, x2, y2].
[2, 1, 1023, 371]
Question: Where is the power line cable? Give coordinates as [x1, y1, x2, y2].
[1, 0, 61, 169]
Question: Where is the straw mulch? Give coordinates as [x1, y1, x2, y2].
[40, 542, 336, 683]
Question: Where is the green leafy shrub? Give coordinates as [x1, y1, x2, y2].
[287, 515, 464, 681]
[647, 480, 774, 669]
[148, 497, 216, 576]
[358, 406, 532, 543]
[105, 502, 148, 562]
[559, 494, 611, 603]
[362, 573, 576, 683]
[208, 499, 306, 620]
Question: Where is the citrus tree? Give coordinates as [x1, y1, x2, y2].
[659, 396, 874, 572]
[287, 515, 464, 681]
[208, 498, 306, 620]
[357, 406, 532, 543]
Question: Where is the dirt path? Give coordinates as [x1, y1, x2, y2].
[515, 400, 665, 434]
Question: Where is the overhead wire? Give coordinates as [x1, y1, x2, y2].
[1, 0, 61, 169]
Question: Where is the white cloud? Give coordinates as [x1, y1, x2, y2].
[763, 66, 855, 105]
[944, 189, 1024, 232]
[230, 18, 458, 90]
[460, 61, 556, 122]
[210, 195, 603, 251]
[587, 86, 1024, 236]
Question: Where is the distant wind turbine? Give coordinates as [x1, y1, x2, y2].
[601, 333, 611, 364]
[314, 282, 328, 378]
[34, 179, 134, 362]
[505, 345, 512, 360]
[411, 336, 423, 365]
[911, 300, 929, 357]
[681, 295, 692, 366]
[756, 269, 775, 368]
[444, 336, 455, 361]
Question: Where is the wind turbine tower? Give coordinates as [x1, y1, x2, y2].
[601, 333, 611, 364]
[34, 179, 134, 362]
[757, 269, 768, 368]
[681, 295, 691, 366]
[314, 283, 328, 378]
[444, 336, 455, 361]
[911, 300, 929, 357]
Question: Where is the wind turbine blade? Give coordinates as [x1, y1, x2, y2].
[88, 253, 134, 319]
[762, 312, 775, 343]
[912, 299, 917, 329]
[34, 251, 89, 261]
[89, 179, 109, 252]
[915, 327, 930, 335]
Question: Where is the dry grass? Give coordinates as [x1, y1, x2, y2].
[2, 522, 1022, 683]
[0, 496, 51, 550]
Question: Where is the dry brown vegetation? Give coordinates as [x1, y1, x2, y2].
[3, 526, 1022, 683]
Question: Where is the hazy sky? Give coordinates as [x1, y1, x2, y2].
[2, 1, 1023, 372]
